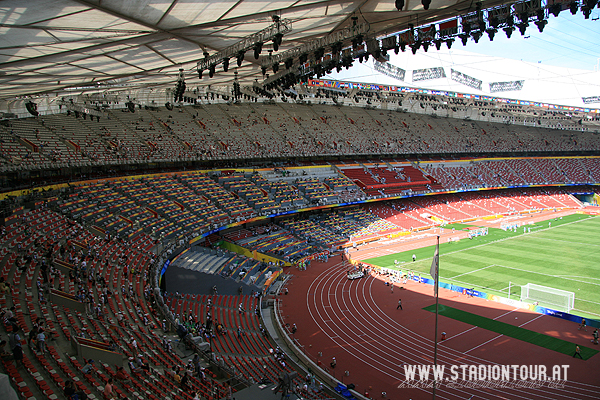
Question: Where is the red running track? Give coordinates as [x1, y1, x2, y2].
[279, 259, 600, 400]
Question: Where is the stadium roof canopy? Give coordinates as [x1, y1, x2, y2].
[1, 0, 523, 100]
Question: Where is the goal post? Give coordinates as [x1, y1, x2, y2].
[508, 281, 515, 300]
[520, 283, 575, 312]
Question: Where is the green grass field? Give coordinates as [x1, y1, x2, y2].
[364, 213, 600, 319]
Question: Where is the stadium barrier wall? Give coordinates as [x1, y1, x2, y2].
[263, 270, 282, 291]
[421, 276, 598, 328]
[49, 289, 86, 313]
[292, 250, 330, 267]
[272, 299, 366, 400]
[219, 240, 290, 267]
[354, 262, 599, 328]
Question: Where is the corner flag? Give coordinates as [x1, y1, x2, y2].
[430, 239, 439, 296]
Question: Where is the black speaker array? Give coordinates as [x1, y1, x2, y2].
[26, 102, 39, 117]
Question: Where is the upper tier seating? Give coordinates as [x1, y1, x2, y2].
[2, 103, 600, 172]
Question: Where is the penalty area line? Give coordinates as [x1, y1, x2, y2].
[449, 264, 498, 280]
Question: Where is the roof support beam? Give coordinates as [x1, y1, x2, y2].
[0, 33, 171, 69]
[145, 44, 178, 65]
[71, 0, 213, 51]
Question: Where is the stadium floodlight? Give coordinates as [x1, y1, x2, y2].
[331, 41, 343, 54]
[581, 0, 597, 18]
[422, 0, 431, 10]
[536, 8, 545, 20]
[410, 41, 420, 54]
[434, 39, 443, 50]
[254, 42, 263, 59]
[519, 11, 529, 23]
[236, 51, 245, 66]
[569, 1, 579, 14]
[446, 38, 454, 49]
[222, 57, 229, 72]
[489, 15, 500, 29]
[197, 18, 290, 75]
[520, 283, 575, 312]
[535, 19, 547, 32]
[273, 33, 284, 52]
[478, 19, 486, 32]
[395, 0, 405, 10]
[260, 19, 368, 73]
[471, 31, 482, 43]
[314, 47, 325, 61]
[486, 28, 497, 41]
[503, 26, 515, 38]
[517, 22, 528, 35]
[550, 3, 562, 17]
[460, 33, 469, 46]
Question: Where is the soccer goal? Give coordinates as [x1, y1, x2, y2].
[520, 283, 575, 312]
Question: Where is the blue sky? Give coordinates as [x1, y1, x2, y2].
[456, 10, 600, 70]
[325, 10, 600, 106]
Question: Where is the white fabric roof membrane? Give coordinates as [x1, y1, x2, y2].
[0, 0, 520, 99]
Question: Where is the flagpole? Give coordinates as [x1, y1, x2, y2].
[433, 235, 440, 400]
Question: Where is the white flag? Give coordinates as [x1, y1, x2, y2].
[430, 243, 438, 280]
[430, 242, 439, 296]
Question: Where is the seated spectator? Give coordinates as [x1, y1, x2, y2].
[127, 357, 138, 374]
[136, 355, 151, 374]
[115, 366, 129, 382]
[64, 380, 88, 400]
[0, 340, 10, 357]
[180, 371, 189, 389]
[0, 277, 10, 295]
[81, 359, 94, 375]
[173, 367, 182, 384]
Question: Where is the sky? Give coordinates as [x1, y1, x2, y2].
[325, 10, 600, 107]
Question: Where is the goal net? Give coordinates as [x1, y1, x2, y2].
[520, 283, 575, 312]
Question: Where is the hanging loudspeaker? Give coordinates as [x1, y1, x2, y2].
[26, 102, 39, 117]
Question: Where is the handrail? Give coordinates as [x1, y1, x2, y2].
[272, 298, 364, 400]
